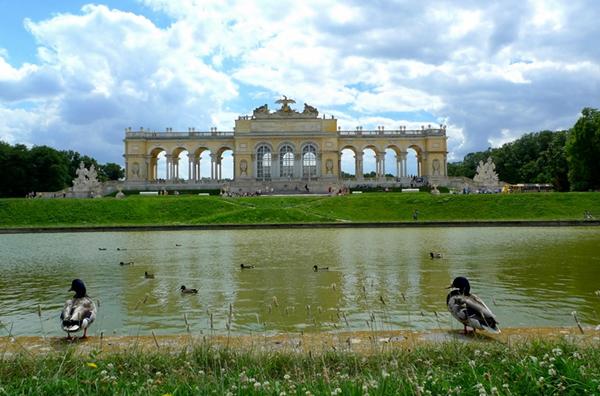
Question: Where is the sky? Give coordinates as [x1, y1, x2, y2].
[1, 0, 599, 178]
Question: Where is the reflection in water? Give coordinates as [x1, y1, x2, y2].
[0, 227, 599, 336]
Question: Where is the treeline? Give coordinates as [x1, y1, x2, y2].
[448, 108, 600, 191]
[0, 142, 123, 197]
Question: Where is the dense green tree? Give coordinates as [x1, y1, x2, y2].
[100, 162, 125, 181]
[28, 146, 70, 192]
[0, 142, 31, 197]
[566, 108, 600, 191]
[0, 142, 123, 197]
[448, 130, 570, 191]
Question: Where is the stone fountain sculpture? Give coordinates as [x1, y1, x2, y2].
[71, 162, 102, 197]
[473, 157, 500, 190]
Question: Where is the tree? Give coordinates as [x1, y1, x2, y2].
[566, 108, 600, 191]
[448, 130, 570, 191]
[100, 163, 124, 181]
[28, 146, 70, 192]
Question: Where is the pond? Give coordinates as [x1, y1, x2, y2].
[1, 227, 599, 337]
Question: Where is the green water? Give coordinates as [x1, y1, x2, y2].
[0, 227, 599, 337]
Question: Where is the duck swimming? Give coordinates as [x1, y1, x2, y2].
[144, 271, 155, 279]
[240, 263, 255, 269]
[60, 279, 97, 340]
[446, 276, 500, 334]
[119, 261, 134, 266]
[430, 252, 442, 259]
[180, 285, 198, 294]
[313, 265, 329, 272]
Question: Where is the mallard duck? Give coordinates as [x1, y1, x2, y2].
[180, 285, 198, 294]
[430, 252, 442, 259]
[313, 265, 329, 272]
[116, 248, 127, 251]
[98, 248, 107, 251]
[446, 276, 500, 334]
[119, 261, 134, 266]
[175, 244, 182, 247]
[60, 279, 97, 339]
[144, 271, 155, 279]
[240, 263, 255, 269]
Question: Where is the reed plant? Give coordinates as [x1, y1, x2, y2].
[0, 338, 598, 395]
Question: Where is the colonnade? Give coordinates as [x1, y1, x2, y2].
[149, 152, 230, 182]
[351, 151, 413, 179]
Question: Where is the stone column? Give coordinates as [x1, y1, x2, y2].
[144, 156, 150, 182]
[294, 153, 302, 179]
[272, 153, 280, 179]
[443, 154, 448, 176]
[210, 154, 216, 180]
[165, 155, 172, 181]
[232, 153, 236, 180]
[355, 152, 364, 180]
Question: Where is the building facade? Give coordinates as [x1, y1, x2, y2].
[123, 97, 449, 191]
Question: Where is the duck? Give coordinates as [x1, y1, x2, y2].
[240, 263, 255, 269]
[144, 271, 155, 279]
[430, 252, 442, 259]
[116, 248, 127, 251]
[60, 279, 97, 340]
[119, 261, 134, 266]
[313, 265, 329, 272]
[446, 276, 500, 335]
[175, 244, 182, 247]
[98, 248, 107, 251]
[180, 285, 198, 294]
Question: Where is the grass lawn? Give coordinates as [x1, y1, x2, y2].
[0, 192, 599, 228]
[0, 339, 598, 395]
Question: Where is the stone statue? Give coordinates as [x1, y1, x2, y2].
[239, 159, 248, 176]
[432, 159, 441, 176]
[131, 162, 140, 177]
[275, 95, 295, 112]
[473, 157, 499, 187]
[75, 162, 88, 184]
[303, 103, 318, 116]
[72, 161, 101, 194]
[326, 159, 333, 175]
[253, 104, 269, 115]
[87, 164, 98, 182]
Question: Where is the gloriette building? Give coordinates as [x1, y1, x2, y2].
[123, 97, 448, 192]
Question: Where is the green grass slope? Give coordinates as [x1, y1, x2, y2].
[0, 192, 599, 228]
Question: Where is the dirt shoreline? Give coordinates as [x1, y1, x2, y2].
[1, 220, 599, 234]
[3, 327, 599, 356]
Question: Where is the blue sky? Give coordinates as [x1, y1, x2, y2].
[1, 0, 599, 178]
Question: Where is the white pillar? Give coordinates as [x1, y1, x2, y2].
[165, 155, 171, 180]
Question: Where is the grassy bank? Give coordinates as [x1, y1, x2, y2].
[1, 339, 598, 395]
[0, 192, 599, 228]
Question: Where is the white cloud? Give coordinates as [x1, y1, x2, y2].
[1, 0, 600, 167]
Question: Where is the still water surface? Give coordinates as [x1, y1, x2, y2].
[1, 227, 599, 336]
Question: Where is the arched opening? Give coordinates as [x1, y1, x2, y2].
[150, 148, 167, 181]
[217, 148, 234, 180]
[199, 150, 212, 181]
[362, 147, 377, 179]
[384, 147, 399, 178]
[340, 147, 356, 179]
[406, 146, 420, 178]
[173, 148, 189, 182]
[256, 145, 272, 180]
[302, 144, 317, 179]
[279, 144, 294, 178]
